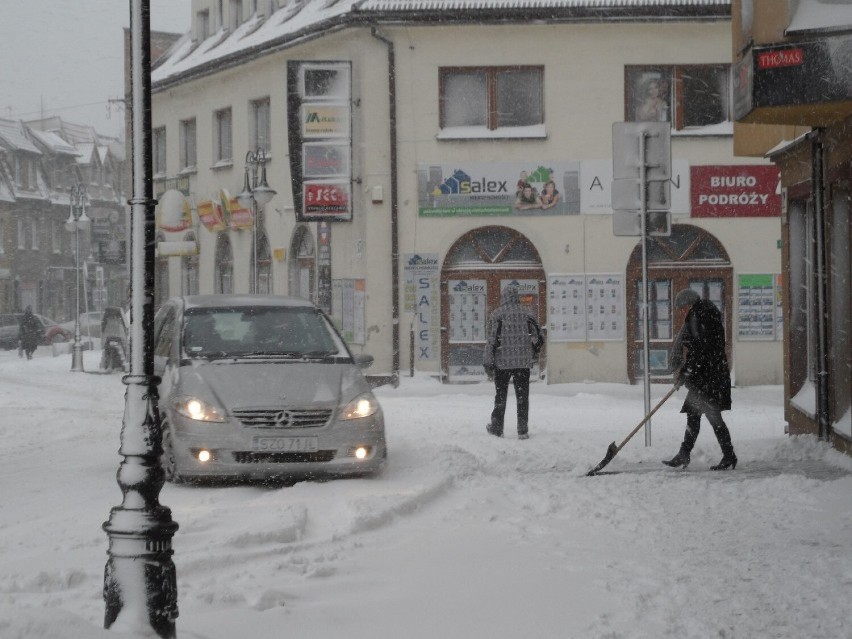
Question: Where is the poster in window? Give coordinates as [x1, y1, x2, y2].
[448, 280, 487, 343]
[628, 69, 672, 123]
[737, 274, 775, 340]
[586, 274, 625, 341]
[546, 275, 586, 342]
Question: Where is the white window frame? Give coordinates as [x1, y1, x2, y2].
[250, 97, 271, 152]
[214, 108, 233, 167]
[153, 127, 167, 177]
[179, 118, 197, 172]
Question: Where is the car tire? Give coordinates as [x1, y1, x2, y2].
[161, 426, 184, 484]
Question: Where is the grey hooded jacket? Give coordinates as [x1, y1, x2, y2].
[483, 286, 541, 371]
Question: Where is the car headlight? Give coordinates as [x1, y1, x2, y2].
[171, 395, 227, 422]
[339, 392, 380, 420]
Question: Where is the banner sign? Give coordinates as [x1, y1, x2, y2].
[303, 182, 351, 220]
[690, 165, 781, 217]
[303, 142, 350, 178]
[418, 162, 581, 217]
[197, 199, 226, 232]
[301, 104, 350, 139]
[403, 254, 440, 361]
[219, 189, 253, 230]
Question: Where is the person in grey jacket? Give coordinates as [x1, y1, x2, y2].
[483, 285, 542, 439]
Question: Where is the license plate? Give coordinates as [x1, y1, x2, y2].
[252, 436, 318, 453]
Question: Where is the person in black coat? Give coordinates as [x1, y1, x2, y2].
[19, 306, 43, 360]
[663, 289, 737, 470]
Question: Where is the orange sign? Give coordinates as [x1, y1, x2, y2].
[197, 199, 226, 232]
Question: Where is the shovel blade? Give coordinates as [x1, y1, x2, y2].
[587, 442, 619, 476]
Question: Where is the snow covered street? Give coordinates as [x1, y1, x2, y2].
[1, 347, 850, 638]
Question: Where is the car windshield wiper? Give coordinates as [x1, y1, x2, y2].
[226, 351, 305, 359]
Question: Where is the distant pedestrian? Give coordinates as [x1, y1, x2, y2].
[663, 289, 737, 470]
[483, 285, 543, 440]
[19, 307, 43, 360]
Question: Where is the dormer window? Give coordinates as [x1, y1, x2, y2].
[196, 9, 210, 41]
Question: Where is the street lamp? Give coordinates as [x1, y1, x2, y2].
[65, 183, 91, 372]
[236, 148, 276, 294]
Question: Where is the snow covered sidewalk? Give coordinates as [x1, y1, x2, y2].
[0, 349, 850, 638]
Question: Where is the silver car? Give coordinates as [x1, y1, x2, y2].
[153, 295, 387, 483]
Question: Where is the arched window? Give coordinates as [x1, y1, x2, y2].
[214, 234, 233, 294]
[181, 231, 199, 296]
[256, 232, 272, 294]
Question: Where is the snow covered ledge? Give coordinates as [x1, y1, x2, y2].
[437, 124, 547, 140]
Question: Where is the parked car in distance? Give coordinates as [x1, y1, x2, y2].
[0, 313, 72, 350]
[154, 295, 387, 483]
[60, 311, 104, 339]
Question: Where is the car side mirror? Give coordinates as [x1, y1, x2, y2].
[353, 353, 374, 369]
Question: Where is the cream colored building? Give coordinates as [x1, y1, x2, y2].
[151, 0, 783, 387]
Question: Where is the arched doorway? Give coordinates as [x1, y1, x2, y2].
[441, 226, 546, 382]
[626, 224, 732, 383]
[289, 225, 315, 301]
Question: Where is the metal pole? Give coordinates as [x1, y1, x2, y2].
[103, 0, 178, 636]
[252, 197, 258, 294]
[70, 220, 84, 371]
[640, 131, 652, 446]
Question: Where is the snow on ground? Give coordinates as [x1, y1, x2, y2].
[0, 346, 850, 638]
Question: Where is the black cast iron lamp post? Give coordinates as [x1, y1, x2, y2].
[65, 183, 91, 372]
[236, 148, 276, 294]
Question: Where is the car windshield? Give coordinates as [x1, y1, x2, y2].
[182, 306, 346, 359]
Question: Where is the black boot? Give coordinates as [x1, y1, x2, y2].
[709, 415, 736, 470]
[663, 414, 699, 468]
[662, 450, 690, 468]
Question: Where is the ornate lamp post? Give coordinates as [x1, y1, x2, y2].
[102, 1, 178, 636]
[65, 183, 91, 372]
[236, 148, 276, 294]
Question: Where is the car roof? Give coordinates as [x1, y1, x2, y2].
[178, 295, 318, 311]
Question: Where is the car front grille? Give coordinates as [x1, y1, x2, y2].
[231, 408, 333, 429]
[233, 451, 336, 464]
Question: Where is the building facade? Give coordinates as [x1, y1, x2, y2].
[150, 0, 785, 388]
[0, 117, 126, 322]
[732, 0, 852, 452]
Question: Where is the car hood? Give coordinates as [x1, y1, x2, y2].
[171, 359, 371, 410]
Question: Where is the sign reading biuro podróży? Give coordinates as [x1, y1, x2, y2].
[417, 162, 581, 217]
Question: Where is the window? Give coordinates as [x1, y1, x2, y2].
[153, 127, 166, 176]
[15, 156, 38, 190]
[196, 9, 210, 40]
[17, 219, 25, 249]
[179, 118, 197, 172]
[250, 97, 271, 152]
[0, 220, 4, 254]
[214, 234, 233, 294]
[31, 217, 38, 251]
[52, 222, 61, 253]
[626, 65, 730, 131]
[229, 0, 243, 30]
[439, 66, 544, 133]
[214, 108, 232, 165]
[256, 233, 272, 294]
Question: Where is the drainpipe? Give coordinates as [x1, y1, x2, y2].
[371, 27, 400, 388]
[811, 129, 830, 441]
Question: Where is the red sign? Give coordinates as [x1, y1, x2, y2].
[757, 47, 803, 70]
[691, 166, 780, 218]
[303, 182, 351, 220]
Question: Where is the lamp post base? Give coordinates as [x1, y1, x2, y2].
[71, 340, 85, 372]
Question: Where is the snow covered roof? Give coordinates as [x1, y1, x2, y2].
[28, 129, 80, 156]
[74, 143, 96, 165]
[0, 118, 41, 154]
[786, 0, 852, 35]
[152, 0, 730, 89]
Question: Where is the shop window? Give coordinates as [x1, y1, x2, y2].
[625, 65, 730, 132]
[439, 66, 544, 136]
[153, 127, 166, 177]
[214, 107, 232, 166]
[179, 118, 197, 172]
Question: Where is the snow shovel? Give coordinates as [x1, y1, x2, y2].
[586, 385, 678, 476]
